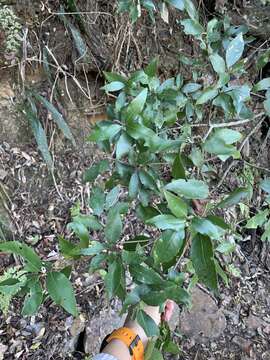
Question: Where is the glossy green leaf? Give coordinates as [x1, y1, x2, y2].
[181, 19, 204, 36]
[153, 230, 185, 263]
[191, 217, 221, 240]
[102, 81, 125, 92]
[89, 187, 105, 216]
[83, 159, 110, 183]
[217, 187, 250, 208]
[67, 222, 89, 248]
[126, 88, 148, 122]
[253, 78, 270, 92]
[73, 241, 105, 256]
[145, 57, 159, 77]
[163, 340, 180, 354]
[209, 53, 226, 74]
[190, 147, 204, 167]
[22, 281, 43, 316]
[129, 172, 140, 199]
[191, 234, 218, 291]
[137, 309, 160, 337]
[164, 190, 187, 218]
[103, 71, 127, 83]
[147, 215, 185, 231]
[116, 133, 133, 159]
[104, 259, 122, 298]
[46, 272, 77, 316]
[105, 210, 122, 243]
[129, 264, 164, 285]
[260, 178, 270, 193]
[165, 179, 209, 199]
[196, 87, 218, 105]
[0, 241, 42, 272]
[105, 185, 120, 210]
[88, 124, 122, 142]
[166, 0, 184, 10]
[204, 128, 241, 157]
[146, 347, 163, 360]
[226, 33, 245, 68]
[138, 170, 157, 190]
[246, 209, 269, 229]
[216, 241, 235, 254]
[89, 253, 107, 272]
[182, 83, 202, 94]
[184, 0, 198, 20]
[172, 154, 186, 179]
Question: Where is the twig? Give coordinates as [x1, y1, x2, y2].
[244, 160, 270, 174]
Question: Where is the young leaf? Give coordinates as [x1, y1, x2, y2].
[226, 33, 245, 68]
[253, 78, 270, 92]
[209, 53, 226, 74]
[0, 241, 42, 273]
[32, 93, 75, 146]
[105, 210, 122, 243]
[153, 230, 185, 263]
[137, 309, 160, 337]
[164, 190, 187, 218]
[217, 187, 250, 208]
[172, 154, 186, 179]
[165, 179, 209, 199]
[46, 272, 78, 316]
[22, 281, 43, 316]
[126, 88, 148, 122]
[191, 234, 218, 291]
[147, 215, 185, 231]
[89, 187, 105, 216]
[83, 159, 110, 183]
[260, 178, 270, 193]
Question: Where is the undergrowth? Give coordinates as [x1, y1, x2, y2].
[1, 0, 270, 358]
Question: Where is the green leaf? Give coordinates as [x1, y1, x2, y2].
[190, 147, 204, 167]
[116, 133, 133, 159]
[262, 221, 270, 241]
[68, 23, 87, 58]
[137, 309, 160, 337]
[209, 53, 226, 74]
[246, 209, 269, 229]
[102, 81, 125, 92]
[105, 210, 122, 243]
[59, 237, 77, 257]
[213, 93, 234, 115]
[103, 71, 127, 83]
[88, 123, 122, 142]
[0, 241, 42, 272]
[145, 58, 159, 77]
[207, 215, 230, 230]
[89, 253, 107, 272]
[260, 178, 270, 193]
[256, 49, 270, 71]
[182, 83, 202, 93]
[217, 187, 250, 208]
[105, 185, 120, 210]
[191, 234, 218, 291]
[124, 235, 150, 251]
[163, 340, 180, 354]
[153, 230, 185, 263]
[164, 190, 187, 218]
[104, 259, 122, 298]
[204, 128, 242, 158]
[126, 88, 148, 122]
[0, 278, 24, 295]
[32, 93, 75, 146]
[172, 154, 186, 179]
[264, 98, 270, 115]
[46, 272, 77, 316]
[73, 241, 105, 256]
[22, 281, 43, 316]
[184, 0, 198, 20]
[138, 170, 157, 191]
[180, 19, 204, 36]
[89, 187, 105, 216]
[147, 215, 185, 231]
[67, 222, 89, 248]
[83, 159, 110, 183]
[216, 241, 235, 254]
[226, 33, 245, 68]
[191, 217, 221, 240]
[146, 347, 164, 360]
[166, 0, 184, 10]
[24, 108, 53, 169]
[165, 179, 209, 199]
[196, 87, 218, 105]
[130, 264, 164, 285]
[129, 172, 140, 199]
[253, 78, 270, 92]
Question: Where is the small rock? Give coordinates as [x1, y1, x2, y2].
[167, 303, 180, 332]
[263, 324, 270, 335]
[64, 315, 86, 353]
[262, 351, 270, 360]
[232, 336, 252, 354]
[0, 169, 7, 180]
[244, 314, 266, 330]
[0, 343, 8, 360]
[179, 287, 226, 342]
